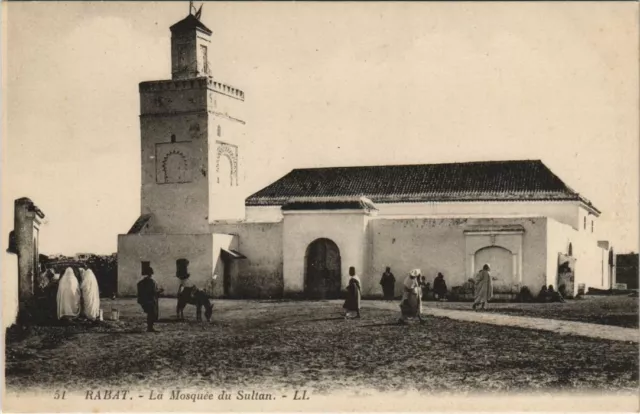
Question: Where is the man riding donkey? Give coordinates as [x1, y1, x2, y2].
[175, 259, 215, 322]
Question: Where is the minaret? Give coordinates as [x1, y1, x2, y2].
[136, 7, 245, 234]
[118, 7, 246, 296]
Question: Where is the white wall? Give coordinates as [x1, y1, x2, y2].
[246, 200, 586, 230]
[546, 218, 609, 294]
[369, 217, 548, 297]
[210, 222, 284, 297]
[282, 211, 369, 294]
[245, 206, 282, 223]
[117, 233, 214, 297]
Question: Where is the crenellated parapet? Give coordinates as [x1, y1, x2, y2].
[139, 77, 245, 101]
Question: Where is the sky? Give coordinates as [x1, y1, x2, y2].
[2, 1, 638, 255]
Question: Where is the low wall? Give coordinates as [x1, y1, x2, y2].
[117, 233, 214, 297]
[211, 222, 283, 298]
[369, 217, 548, 297]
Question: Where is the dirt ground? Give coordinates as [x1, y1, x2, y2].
[424, 295, 639, 328]
[5, 299, 638, 393]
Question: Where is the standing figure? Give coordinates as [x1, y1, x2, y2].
[399, 269, 425, 324]
[137, 262, 163, 332]
[343, 267, 361, 319]
[379, 267, 396, 300]
[80, 268, 101, 320]
[547, 285, 566, 303]
[433, 272, 448, 301]
[57, 267, 81, 320]
[472, 264, 493, 310]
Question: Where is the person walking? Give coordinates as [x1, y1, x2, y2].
[472, 264, 493, 311]
[399, 269, 426, 324]
[343, 267, 362, 319]
[137, 262, 164, 332]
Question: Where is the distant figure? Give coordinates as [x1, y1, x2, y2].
[57, 267, 81, 320]
[80, 268, 101, 320]
[547, 285, 566, 303]
[137, 262, 164, 332]
[472, 264, 493, 311]
[433, 272, 448, 301]
[558, 284, 567, 298]
[537, 285, 549, 302]
[420, 277, 431, 300]
[204, 274, 218, 297]
[343, 267, 361, 319]
[399, 269, 425, 324]
[379, 267, 396, 300]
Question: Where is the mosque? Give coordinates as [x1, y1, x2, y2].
[117, 12, 613, 300]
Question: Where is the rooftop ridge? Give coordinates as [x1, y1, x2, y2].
[287, 159, 544, 172]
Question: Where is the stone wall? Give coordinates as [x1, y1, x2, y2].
[211, 222, 283, 298]
[369, 217, 548, 298]
[117, 233, 215, 297]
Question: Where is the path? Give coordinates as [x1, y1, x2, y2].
[360, 300, 640, 343]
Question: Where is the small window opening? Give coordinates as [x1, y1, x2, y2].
[171, 134, 176, 143]
[591, 220, 594, 233]
[583, 217, 586, 230]
[217, 125, 221, 137]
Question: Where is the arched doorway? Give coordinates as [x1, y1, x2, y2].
[304, 238, 342, 299]
[474, 246, 513, 292]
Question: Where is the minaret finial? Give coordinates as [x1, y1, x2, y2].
[189, 1, 203, 19]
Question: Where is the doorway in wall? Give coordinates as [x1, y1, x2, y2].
[304, 238, 342, 299]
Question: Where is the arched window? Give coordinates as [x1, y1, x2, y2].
[217, 154, 232, 186]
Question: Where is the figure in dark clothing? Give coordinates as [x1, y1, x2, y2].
[343, 267, 361, 319]
[137, 262, 164, 332]
[547, 285, 566, 303]
[379, 267, 396, 300]
[420, 277, 431, 300]
[433, 273, 448, 301]
[537, 285, 549, 302]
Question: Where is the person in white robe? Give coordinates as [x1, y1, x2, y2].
[399, 269, 425, 324]
[80, 268, 101, 320]
[57, 267, 80, 320]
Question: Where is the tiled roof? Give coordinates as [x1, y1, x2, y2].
[281, 197, 378, 212]
[245, 160, 599, 212]
[170, 14, 212, 35]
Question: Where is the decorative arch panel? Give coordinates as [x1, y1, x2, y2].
[156, 142, 194, 184]
[215, 141, 238, 187]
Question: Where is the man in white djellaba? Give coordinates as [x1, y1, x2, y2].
[57, 267, 80, 320]
[80, 268, 101, 320]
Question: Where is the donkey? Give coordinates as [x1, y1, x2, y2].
[176, 286, 213, 322]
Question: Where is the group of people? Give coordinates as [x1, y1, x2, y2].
[537, 285, 566, 303]
[342, 263, 496, 323]
[38, 266, 102, 321]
